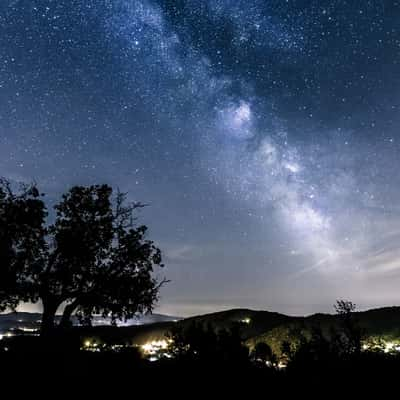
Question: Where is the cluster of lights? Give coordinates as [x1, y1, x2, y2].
[82, 340, 134, 352]
[0, 332, 14, 341]
[141, 339, 169, 354]
[362, 339, 400, 354]
[82, 338, 173, 361]
[240, 318, 251, 325]
[82, 340, 111, 352]
[141, 340, 172, 361]
[384, 342, 400, 353]
[20, 327, 38, 333]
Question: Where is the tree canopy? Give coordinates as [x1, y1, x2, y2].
[0, 179, 166, 334]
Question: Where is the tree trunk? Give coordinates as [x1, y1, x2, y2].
[59, 300, 79, 328]
[40, 298, 59, 337]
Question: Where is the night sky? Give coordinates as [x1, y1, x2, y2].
[2, 0, 400, 317]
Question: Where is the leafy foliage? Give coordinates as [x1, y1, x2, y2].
[0, 179, 166, 333]
[0, 179, 47, 310]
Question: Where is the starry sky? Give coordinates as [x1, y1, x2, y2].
[2, 0, 400, 317]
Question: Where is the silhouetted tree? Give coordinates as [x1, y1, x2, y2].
[287, 326, 336, 369]
[333, 299, 363, 355]
[281, 340, 294, 364]
[0, 179, 47, 310]
[218, 323, 250, 364]
[251, 342, 277, 366]
[284, 300, 365, 374]
[167, 321, 249, 366]
[0, 179, 166, 335]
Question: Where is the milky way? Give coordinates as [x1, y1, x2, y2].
[1, 1, 400, 316]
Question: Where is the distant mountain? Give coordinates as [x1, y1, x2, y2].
[85, 313, 181, 326]
[0, 312, 181, 333]
[180, 308, 294, 340]
[0, 312, 42, 332]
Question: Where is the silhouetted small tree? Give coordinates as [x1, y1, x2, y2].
[280, 340, 294, 364]
[333, 299, 363, 355]
[290, 326, 335, 367]
[167, 322, 217, 361]
[0, 179, 166, 335]
[251, 342, 277, 366]
[167, 321, 249, 366]
[284, 300, 365, 374]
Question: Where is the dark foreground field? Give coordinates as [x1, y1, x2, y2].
[4, 305, 400, 395]
[3, 336, 400, 396]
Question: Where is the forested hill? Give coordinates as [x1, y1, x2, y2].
[3, 307, 400, 350]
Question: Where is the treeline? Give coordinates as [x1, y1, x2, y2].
[1, 301, 400, 392]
